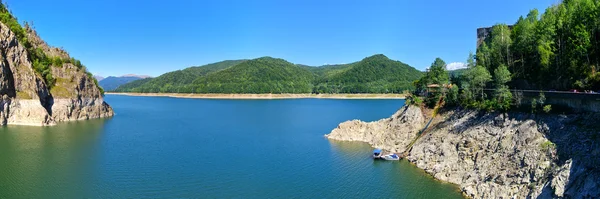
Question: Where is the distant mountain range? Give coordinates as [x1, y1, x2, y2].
[114, 54, 423, 94]
[121, 74, 152, 79]
[98, 75, 152, 91]
[93, 75, 105, 82]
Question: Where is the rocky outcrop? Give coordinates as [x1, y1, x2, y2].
[48, 62, 113, 122]
[0, 20, 113, 126]
[326, 105, 600, 198]
[326, 105, 424, 153]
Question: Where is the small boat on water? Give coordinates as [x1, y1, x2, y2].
[373, 149, 383, 159]
[373, 149, 400, 160]
[381, 153, 400, 161]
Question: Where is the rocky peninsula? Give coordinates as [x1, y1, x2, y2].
[326, 105, 599, 198]
[0, 18, 113, 126]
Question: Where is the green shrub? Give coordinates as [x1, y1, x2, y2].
[425, 93, 441, 108]
[51, 56, 64, 66]
[531, 98, 538, 113]
[408, 95, 423, 106]
[538, 92, 546, 106]
[446, 85, 459, 106]
[481, 99, 497, 112]
[543, 105, 552, 113]
[540, 141, 555, 150]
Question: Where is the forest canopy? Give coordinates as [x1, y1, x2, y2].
[477, 0, 600, 90]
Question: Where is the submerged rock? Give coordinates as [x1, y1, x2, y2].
[326, 104, 600, 198]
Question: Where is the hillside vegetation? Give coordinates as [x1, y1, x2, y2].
[413, 0, 600, 113]
[314, 54, 423, 93]
[192, 57, 314, 93]
[476, 0, 600, 90]
[115, 54, 423, 94]
[115, 60, 245, 93]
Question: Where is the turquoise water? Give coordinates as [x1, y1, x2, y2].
[0, 95, 463, 198]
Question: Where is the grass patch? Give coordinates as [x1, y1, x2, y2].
[50, 78, 75, 98]
[16, 91, 31, 99]
[50, 85, 72, 98]
[540, 141, 556, 150]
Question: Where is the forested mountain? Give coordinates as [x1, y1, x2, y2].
[314, 54, 423, 93]
[192, 57, 314, 93]
[299, 64, 352, 78]
[115, 55, 423, 93]
[114, 60, 246, 93]
[449, 68, 468, 78]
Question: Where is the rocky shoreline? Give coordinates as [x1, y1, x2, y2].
[326, 105, 600, 198]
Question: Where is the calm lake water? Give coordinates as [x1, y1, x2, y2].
[0, 95, 463, 198]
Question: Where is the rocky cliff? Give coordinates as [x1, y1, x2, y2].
[0, 14, 113, 126]
[326, 105, 424, 153]
[326, 105, 600, 198]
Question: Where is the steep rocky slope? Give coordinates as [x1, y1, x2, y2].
[0, 14, 112, 126]
[326, 105, 600, 198]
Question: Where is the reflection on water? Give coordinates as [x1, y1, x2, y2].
[328, 139, 370, 152]
[328, 139, 463, 199]
[0, 96, 464, 198]
[0, 119, 108, 198]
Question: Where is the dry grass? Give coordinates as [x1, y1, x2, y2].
[50, 78, 75, 98]
[16, 91, 31, 99]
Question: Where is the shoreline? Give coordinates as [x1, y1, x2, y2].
[105, 92, 406, 99]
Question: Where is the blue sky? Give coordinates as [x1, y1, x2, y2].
[6, 0, 558, 77]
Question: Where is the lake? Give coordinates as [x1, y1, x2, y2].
[0, 95, 464, 198]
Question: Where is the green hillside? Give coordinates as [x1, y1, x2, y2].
[112, 78, 152, 92]
[114, 60, 245, 92]
[313, 54, 423, 93]
[115, 54, 423, 94]
[300, 64, 352, 78]
[192, 57, 314, 93]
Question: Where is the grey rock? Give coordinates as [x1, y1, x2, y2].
[326, 105, 600, 198]
[0, 21, 113, 126]
[326, 105, 424, 153]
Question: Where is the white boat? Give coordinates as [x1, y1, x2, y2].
[373, 149, 383, 159]
[381, 153, 400, 161]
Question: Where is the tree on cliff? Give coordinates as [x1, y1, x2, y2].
[494, 65, 513, 111]
[463, 65, 492, 103]
[413, 58, 450, 107]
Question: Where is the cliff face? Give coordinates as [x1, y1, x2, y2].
[326, 105, 424, 153]
[326, 105, 600, 198]
[0, 22, 113, 126]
